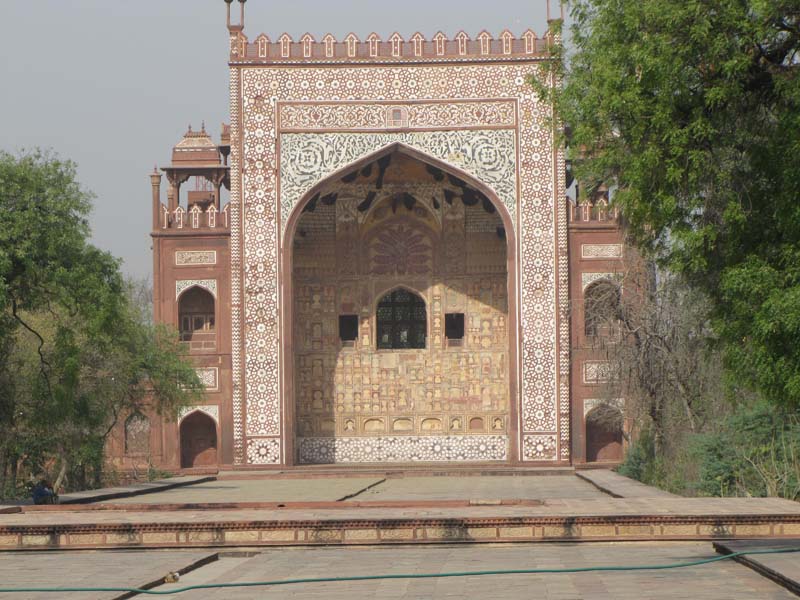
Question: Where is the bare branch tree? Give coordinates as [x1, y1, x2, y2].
[586, 252, 727, 461]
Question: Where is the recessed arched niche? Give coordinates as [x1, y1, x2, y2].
[469, 417, 485, 431]
[586, 405, 623, 462]
[392, 418, 413, 432]
[421, 418, 443, 432]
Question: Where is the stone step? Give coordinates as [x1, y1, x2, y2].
[2, 497, 799, 551]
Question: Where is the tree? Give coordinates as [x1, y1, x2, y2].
[591, 266, 727, 455]
[540, 1, 800, 408]
[0, 151, 200, 497]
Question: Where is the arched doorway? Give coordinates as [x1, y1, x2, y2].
[283, 144, 518, 464]
[180, 411, 218, 468]
[586, 405, 623, 462]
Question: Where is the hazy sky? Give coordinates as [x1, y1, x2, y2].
[0, 0, 556, 279]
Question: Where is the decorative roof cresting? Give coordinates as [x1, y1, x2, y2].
[230, 29, 555, 63]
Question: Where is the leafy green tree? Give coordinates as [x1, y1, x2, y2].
[0, 151, 200, 497]
[540, 1, 800, 408]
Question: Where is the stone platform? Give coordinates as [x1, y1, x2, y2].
[1, 500, 799, 551]
[2, 472, 798, 552]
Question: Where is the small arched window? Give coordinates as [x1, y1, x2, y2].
[179, 287, 216, 349]
[124, 412, 150, 455]
[386, 106, 408, 128]
[584, 280, 621, 338]
[376, 288, 427, 349]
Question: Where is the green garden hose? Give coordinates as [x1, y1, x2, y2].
[0, 547, 797, 595]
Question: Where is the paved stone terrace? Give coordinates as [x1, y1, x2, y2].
[106, 474, 606, 505]
[1, 543, 796, 599]
[108, 477, 387, 504]
[58, 475, 216, 504]
[576, 470, 680, 498]
[355, 475, 606, 501]
[0, 550, 214, 600]
[715, 539, 800, 595]
[2, 475, 215, 510]
[7, 497, 800, 526]
[163, 543, 798, 599]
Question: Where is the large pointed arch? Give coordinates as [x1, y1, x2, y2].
[282, 142, 516, 246]
[279, 142, 520, 465]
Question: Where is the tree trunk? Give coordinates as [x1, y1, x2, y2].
[652, 425, 665, 460]
[649, 397, 665, 459]
[675, 380, 698, 432]
[53, 459, 68, 494]
[0, 453, 7, 498]
[92, 459, 103, 489]
[10, 457, 18, 497]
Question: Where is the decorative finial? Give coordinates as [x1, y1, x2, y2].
[188, 123, 193, 133]
[201, 120, 206, 132]
[226, 0, 245, 31]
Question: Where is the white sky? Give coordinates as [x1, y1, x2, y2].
[0, 0, 556, 279]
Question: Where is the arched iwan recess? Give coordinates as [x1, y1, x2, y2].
[281, 143, 518, 465]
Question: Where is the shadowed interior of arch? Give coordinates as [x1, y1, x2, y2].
[178, 286, 216, 351]
[180, 411, 218, 469]
[289, 149, 512, 464]
[585, 404, 623, 463]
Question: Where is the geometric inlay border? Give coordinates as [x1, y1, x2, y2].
[581, 244, 622, 259]
[175, 250, 218, 266]
[178, 404, 219, 424]
[176, 279, 218, 300]
[581, 272, 618, 292]
[297, 435, 508, 464]
[195, 367, 219, 391]
[279, 130, 518, 232]
[583, 398, 624, 417]
[246, 437, 282, 465]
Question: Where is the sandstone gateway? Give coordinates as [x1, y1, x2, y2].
[108, 1, 627, 470]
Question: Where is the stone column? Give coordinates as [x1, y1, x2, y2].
[150, 168, 162, 229]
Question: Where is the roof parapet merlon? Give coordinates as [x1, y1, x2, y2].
[229, 29, 555, 63]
